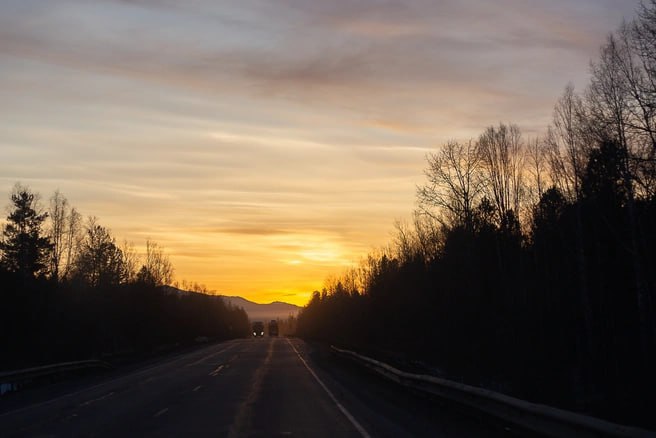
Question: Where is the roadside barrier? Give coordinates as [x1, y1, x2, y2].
[0, 360, 112, 396]
[330, 345, 654, 438]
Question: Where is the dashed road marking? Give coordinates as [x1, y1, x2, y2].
[62, 413, 79, 422]
[79, 392, 114, 407]
[193, 385, 203, 392]
[209, 365, 225, 376]
[187, 344, 237, 367]
[153, 408, 169, 418]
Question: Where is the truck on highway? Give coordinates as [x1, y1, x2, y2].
[252, 321, 264, 337]
[268, 320, 279, 337]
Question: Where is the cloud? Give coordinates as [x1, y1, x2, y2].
[1, 0, 638, 107]
[219, 227, 291, 236]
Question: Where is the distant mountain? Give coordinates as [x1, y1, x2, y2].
[162, 287, 301, 321]
[220, 295, 301, 322]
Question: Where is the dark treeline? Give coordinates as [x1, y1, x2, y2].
[297, 2, 656, 428]
[0, 186, 250, 371]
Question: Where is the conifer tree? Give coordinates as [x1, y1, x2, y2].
[0, 184, 52, 279]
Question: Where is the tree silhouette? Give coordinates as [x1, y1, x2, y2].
[478, 123, 525, 229]
[417, 140, 484, 230]
[0, 184, 51, 280]
[73, 218, 125, 289]
[136, 239, 174, 287]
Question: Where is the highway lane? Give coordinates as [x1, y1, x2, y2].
[1, 338, 507, 437]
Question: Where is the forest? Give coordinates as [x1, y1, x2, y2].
[0, 187, 251, 371]
[297, 2, 656, 428]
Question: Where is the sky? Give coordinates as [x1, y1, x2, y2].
[0, 0, 641, 305]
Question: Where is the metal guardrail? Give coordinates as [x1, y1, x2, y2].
[0, 360, 113, 396]
[331, 346, 655, 438]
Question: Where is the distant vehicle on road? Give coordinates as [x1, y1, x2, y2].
[268, 320, 279, 336]
[252, 321, 264, 337]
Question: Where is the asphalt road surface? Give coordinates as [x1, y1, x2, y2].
[0, 338, 509, 437]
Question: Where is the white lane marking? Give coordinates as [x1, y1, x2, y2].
[186, 344, 238, 367]
[79, 391, 114, 407]
[193, 385, 203, 392]
[153, 407, 169, 418]
[209, 365, 225, 376]
[286, 339, 371, 438]
[0, 339, 246, 419]
[63, 413, 79, 422]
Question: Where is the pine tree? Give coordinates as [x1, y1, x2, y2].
[0, 185, 52, 279]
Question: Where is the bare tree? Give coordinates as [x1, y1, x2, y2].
[589, 28, 656, 197]
[340, 267, 362, 296]
[62, 207, 82, 280]
[525, 137, 549, 209]
[478, 123, 525, 228]
[120, 240, 140, 284]
[412, 211, 443, 263]
[138, 239, 174, 287]
[47, 192, 84, 282]
[616, 22, 656, 148]
[546, 84, 589, 201]
[47, 190, 69, 282]
[393, 219, 419, 263]
[588, 34, 634, 151]
[417, 140, 485, 230]
[633, 1, 656, 105]
[627, 9, 656, 198]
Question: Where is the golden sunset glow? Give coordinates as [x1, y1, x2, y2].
[0, 0, 640, 306]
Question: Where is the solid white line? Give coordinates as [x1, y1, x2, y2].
[153, 407, 169, 418]
[286, 339, 371, 438]
[209, 365, 225, 376]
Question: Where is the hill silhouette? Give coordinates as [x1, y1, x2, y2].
[220, 295, 300, 322]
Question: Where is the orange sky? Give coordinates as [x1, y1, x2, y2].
[0, 0, 640, 306]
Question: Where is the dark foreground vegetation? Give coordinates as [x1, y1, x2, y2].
[298, 2, 656, 429]
[0, 187, 250, 371]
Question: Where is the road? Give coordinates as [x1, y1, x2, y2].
[0, 338, 508, 437]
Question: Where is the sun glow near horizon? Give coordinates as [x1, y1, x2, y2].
[166, 229, 362, 306]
